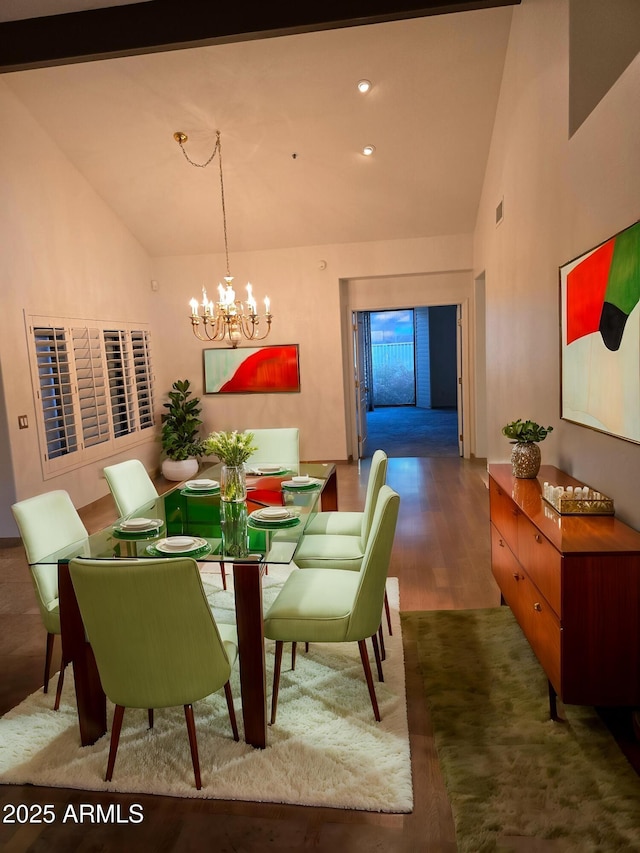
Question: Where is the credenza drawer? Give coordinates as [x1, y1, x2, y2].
[517, 513, 561, 616]
[491, 522, 524, 600]
[515, 567, 562, 695]
[489, 478, 519, 555]
[491, 522, 562, 693]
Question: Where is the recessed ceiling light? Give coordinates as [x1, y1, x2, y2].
[357, 79, 372, 94]
[362, 145, 376, 156]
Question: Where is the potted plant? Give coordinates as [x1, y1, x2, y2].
[502, 418, 553, 479]
[160, 379, 206, 481]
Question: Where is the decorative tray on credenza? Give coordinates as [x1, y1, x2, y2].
[541, 479, 614, 516]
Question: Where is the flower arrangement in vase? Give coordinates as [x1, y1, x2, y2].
[203, 430, 257, 501]
[502, 419, 553, 479]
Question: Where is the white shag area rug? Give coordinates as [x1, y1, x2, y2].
[0, 566, 413, 812]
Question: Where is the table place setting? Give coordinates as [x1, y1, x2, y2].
[112, 517, 165, 539]
[146, 535, 212, 557]
[181, 478, 220, 495]
[245, 464, 290, 476]
[281, 474, 322, 491]
[248, 506, 302, 529]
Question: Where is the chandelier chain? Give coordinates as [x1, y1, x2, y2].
[177, 130, 231, 278]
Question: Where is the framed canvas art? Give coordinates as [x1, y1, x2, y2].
[560, 219, 640, 443]
[204, 344, 300, 394]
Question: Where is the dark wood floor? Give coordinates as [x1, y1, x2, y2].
[0, 457, 635, 852]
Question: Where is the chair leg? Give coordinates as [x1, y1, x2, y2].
[358, 639, 381, 722]
[291, 641, 297, 671]
[384, 589, 392, 635]
[224, 682, 239, 741]
[43, 633, 55, 693]
[106, 705, 125, 782]
[184, 704, 202, 790]
[220, 562, 227, 590]
[148, 709, 154, 729]
[378, 622, 386, 661]
[53, 660, 66, 711]
[371, 632, 384, 683]
[270, 640, 284, 725]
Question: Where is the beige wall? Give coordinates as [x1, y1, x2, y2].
[0, 80, 156, 534]
[150, 236, 474, 463]
[474, 0, 640, 526]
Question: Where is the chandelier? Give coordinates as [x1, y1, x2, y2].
[174, 130, 273, 347]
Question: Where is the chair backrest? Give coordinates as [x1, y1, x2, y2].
[12, 490, 88, 566]
[360, 449, 388, 543]
[68, 557, 233, 709]
[12, 490, 89, 628]
[347, 485, 400, 642]
[245, 428, 300, 469]
[103, 459, 159, 517]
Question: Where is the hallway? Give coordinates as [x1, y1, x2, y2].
[363, 406, 459, 458]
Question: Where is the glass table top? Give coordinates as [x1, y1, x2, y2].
[37, 462, 334, 566]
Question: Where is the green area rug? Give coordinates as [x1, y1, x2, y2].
[403, 607, 640, 852]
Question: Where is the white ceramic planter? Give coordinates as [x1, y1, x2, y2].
[161, 457, 200, 482]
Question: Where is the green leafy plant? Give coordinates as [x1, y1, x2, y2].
[160, 379, 206, 461]
[502, 419, 553, 444]
[203, 430, 257, 466]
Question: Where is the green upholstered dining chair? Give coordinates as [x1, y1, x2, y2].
[303, 449, 388, 538]
[103, 459, 159, 518]
[11, 490, 89, 709]
[264, 485, 400, 724]
[245, 428, 300, 470]
[293, 450, 393, 637]
[68, 556, 239, 790]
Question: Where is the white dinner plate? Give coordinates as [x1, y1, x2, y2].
[155, 536, 208, 554]
[119, 517, 162, 530]
[281, 478, 321, 489]
[185, 479, 219, 490]
[256, 507, 291, 519]
[254, 465, 287, 475]
[249, 508, 299, 525]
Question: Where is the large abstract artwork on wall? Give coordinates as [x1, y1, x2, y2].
[560, 219, 640, 443]
[204, 344, 300, 394]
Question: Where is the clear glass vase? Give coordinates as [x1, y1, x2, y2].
[220, 499, 249, 558]
[220, 464, 247, 502]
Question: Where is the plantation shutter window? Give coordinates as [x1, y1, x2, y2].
[72, 326, 110, 450]
[28, 316, 155, 478]
[33, 326, 78, 461]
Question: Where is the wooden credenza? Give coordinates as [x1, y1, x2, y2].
[489, 463, 640, 708]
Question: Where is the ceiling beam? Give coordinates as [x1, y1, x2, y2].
[0, 0, 520, 73]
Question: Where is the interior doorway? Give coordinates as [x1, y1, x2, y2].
[353, 306, 461, 459]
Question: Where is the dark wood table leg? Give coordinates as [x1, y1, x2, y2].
[320, 467, 338, 511]
[58, 562, 107, 746]
[232, 560, 267, 749]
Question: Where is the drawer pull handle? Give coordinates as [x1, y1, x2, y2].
[534, 534, 542, 543]
[499, 539, 505, 548]
[512, 572, 521, 581]
[533, 602, 542, 612]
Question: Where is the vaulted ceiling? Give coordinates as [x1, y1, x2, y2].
[0, 1, 517, 256]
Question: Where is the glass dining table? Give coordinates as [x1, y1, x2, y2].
[40, 461, 338, 750]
